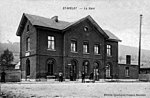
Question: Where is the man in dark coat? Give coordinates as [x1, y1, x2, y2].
[59, 72, 63, 82]
[81, 72, 85, 83]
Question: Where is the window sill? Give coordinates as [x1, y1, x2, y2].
[107, 55, 112, 57]
[94, 53, 101, 55]
[47, 75, 55, 77]
[83, 53, 90, 55]
[26, 50, 31, 52]
[106, 76, 112, 78]
[71, 51, 78, 53]
[47, 49, 56, 51]
[25, 51, 31, 56]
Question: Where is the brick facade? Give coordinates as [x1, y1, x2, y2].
[118, 64, 139, 79]
[17, 13, 120, 80]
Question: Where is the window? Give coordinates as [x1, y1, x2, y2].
[83, 41, 89, 53]
[83, 61, 89, 74]
[71, 40, 77, 52]
[84, 26, 88, 31]
[48, 36, 55, 50]
[94, 44, 100, 54]
[26, 37, 30, 51]
[27, 25, 29, 32]
[125, 67, 129, 77]
[107, 45, 112, 56]
[106, 64, 111, 78]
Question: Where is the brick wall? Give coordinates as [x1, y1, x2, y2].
[0, 70, 21, 82]
[19, 18, 119, 79]
[106, 41, 119, 78]
[118, 64, 138, 79]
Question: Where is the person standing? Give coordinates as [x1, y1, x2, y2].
[59, 72, 63, 82]
[81, 71, 85, 83]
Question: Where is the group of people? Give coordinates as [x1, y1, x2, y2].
[82, 71, 99, 83]
[57, 71, 86, 83]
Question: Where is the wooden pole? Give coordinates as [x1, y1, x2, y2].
[138, 14, 142, 74]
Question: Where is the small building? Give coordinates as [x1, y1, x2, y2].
[118, 55, 139, 80]
[16, 13, 121, 81]
[139, 64, 150, 81]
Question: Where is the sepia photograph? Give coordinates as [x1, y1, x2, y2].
[0, 0, 150, 97]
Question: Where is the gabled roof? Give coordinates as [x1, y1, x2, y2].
[63, 15, 109, 38]
[16, 13, 72, 36]
[104, 30, 121, 42]
[25, 13, 72, 30]
[16, 13, 117, 40]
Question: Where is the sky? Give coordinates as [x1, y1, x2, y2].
[0, 0, 150, 50]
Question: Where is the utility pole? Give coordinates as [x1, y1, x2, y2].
[138, 14, 142, 74]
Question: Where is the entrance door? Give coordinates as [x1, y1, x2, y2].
[26, 58, 30, 76]
[93, 62, 99, 81]
[47, 59, 54, 75]
[70, 60, 77, 81]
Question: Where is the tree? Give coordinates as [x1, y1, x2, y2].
[0, 49, 14, 66]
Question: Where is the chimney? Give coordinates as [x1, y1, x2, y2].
[51, 16, 58, 22]
[126, 55, 131, 64]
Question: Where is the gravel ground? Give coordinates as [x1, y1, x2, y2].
[0, 81, 150, 98]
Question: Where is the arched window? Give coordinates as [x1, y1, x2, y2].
[26, 37, 30, 51]
[106, 63, 111, 78]
[26, 58, 30, 76]
[83, 61, 89, 74]
[93, 62, 99, 80]
[70, 60, 77, 81]
[71, 60, 77, 73]
[94, 62, 99, 69]
[47, 59, 54, 75]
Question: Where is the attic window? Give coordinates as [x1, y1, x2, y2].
[84, 26, 88, 31]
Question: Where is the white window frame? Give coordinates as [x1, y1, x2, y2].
[94, 44, 100, 54]
[83, 41, 89, 54]
[71, 40, 77, 52]
[107, 45, 112, 56]
[48, 36, 55, 50]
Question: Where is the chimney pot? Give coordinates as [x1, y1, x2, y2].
[51, 16, 58, 22]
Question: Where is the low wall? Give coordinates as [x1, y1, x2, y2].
[139, 74, 150, 81]
[0, 70, 21, 82]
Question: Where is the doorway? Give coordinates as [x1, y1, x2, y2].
[70, 60, 77, 81]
